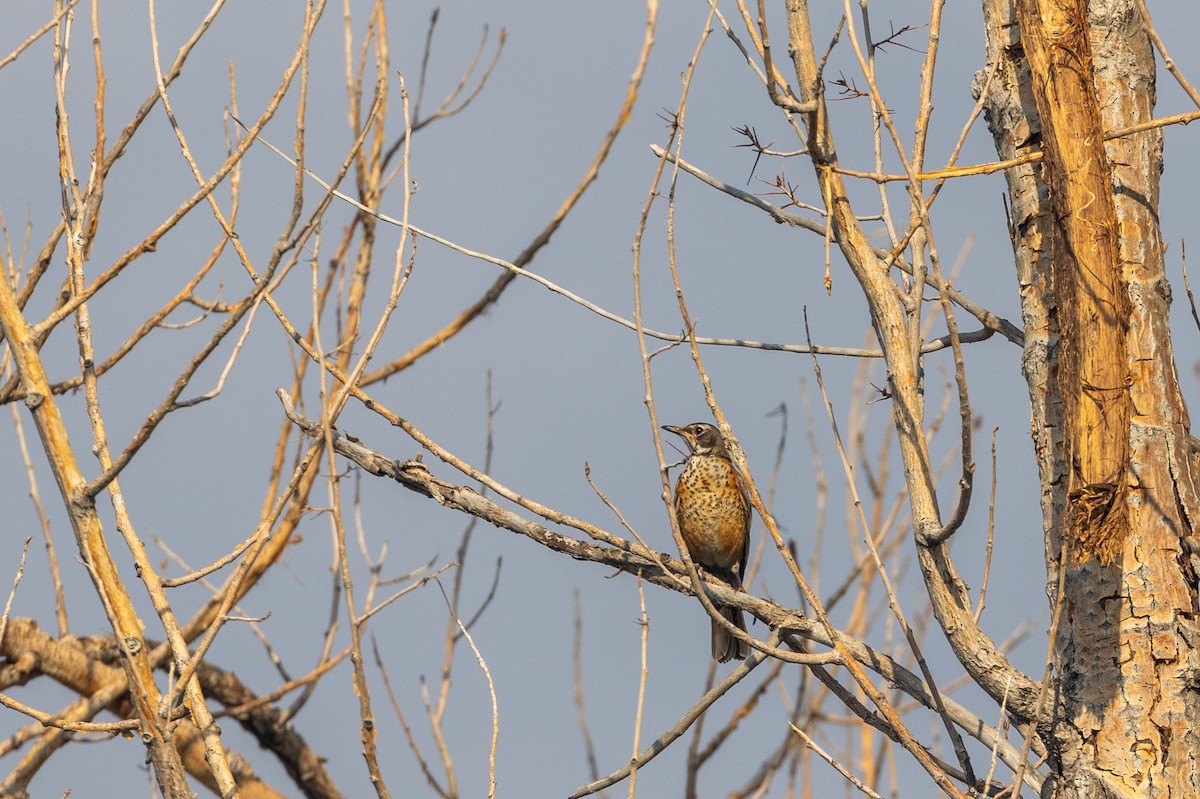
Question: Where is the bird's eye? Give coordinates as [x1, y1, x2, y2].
[692, 425, 704, 434]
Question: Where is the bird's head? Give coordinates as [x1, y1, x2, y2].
[662, 422, 728, 458]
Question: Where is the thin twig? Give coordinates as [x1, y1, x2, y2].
[216, 648, 351, 718]
[373, 636, 449, 799]
[7, 379, 66, 635]
[627, 575, 650, 797]
[435, 578, 499, 799]
[1135, 0, 1200, 109]
[1180, 242, 1200, 335]
[571, 632, 778, 798]
[789, 722, 885, 799]
[975, 428, 1000, 623]
[0, 692, 139, 734]
[572, 592, 603, 788]
[0, 539, 31, 651]
[0, 1, 78, 71]
[982, 675, 1015, 797]
[160, 537, 257, 588]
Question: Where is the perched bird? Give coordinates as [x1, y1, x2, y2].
[663, 422, 751, 662]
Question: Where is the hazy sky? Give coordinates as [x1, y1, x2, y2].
[2, 2, 1199, 797]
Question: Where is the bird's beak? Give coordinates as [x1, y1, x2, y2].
[662, 425, 684, 437]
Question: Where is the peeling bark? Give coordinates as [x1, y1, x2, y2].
[980, 0, 1200, 795]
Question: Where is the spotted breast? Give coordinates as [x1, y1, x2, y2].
[663, 422, 751, 662]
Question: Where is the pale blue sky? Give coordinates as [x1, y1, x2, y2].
[2, 2, 1199, 796]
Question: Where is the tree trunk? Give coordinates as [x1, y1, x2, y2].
[980, 0, 1200, 795]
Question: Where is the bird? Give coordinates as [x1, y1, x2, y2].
[662, 422, 751, 662]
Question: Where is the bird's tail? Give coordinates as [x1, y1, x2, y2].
[711, 604, 750, 663]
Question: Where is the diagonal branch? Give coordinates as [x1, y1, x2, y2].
[780, 0, 1041, 728]
[275, 394, 1040, 787]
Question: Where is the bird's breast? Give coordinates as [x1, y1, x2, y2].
[673, 456, 749, 570]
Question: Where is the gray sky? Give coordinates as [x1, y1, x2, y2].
[2, 1, 1200, 796]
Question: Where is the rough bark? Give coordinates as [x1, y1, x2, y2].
[980, 0, 1200, 794]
